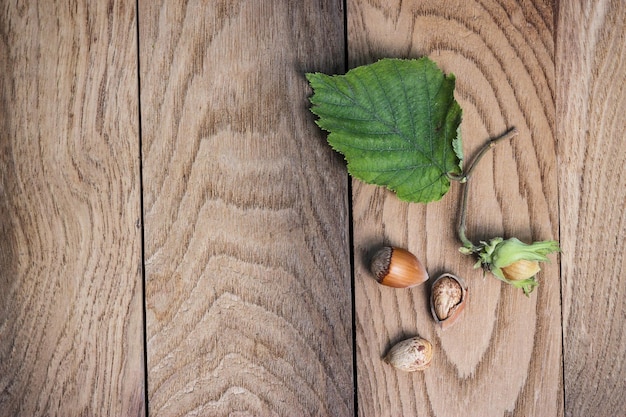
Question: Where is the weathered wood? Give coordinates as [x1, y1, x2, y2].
[2, 1, 624, 415]
[557, 1, 626, 416]
[347, 0, 561, 415]
[0, 2, 144, 416]
[139, 1, 352, 415]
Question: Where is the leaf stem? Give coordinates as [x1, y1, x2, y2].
[457, 127, 519, 250]
[465, 128, 519, 178]
[458, 175, 476, 250]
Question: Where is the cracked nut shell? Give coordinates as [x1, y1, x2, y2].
[430, 273, 468, 329]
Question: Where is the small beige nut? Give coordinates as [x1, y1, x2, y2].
[430, 273, 468, 329]
[384, 336, 432, 372]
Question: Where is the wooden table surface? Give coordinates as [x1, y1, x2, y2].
[1, 1, 625, 416]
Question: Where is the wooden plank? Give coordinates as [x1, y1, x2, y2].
[557, 1, 626, 415]
[0, 2, 144, 416]
[139, 1, 352, 415]
[347, 0, 561, 415]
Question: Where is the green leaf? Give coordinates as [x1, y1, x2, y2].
[307, 57, 463, 203]
[453, 126, 464, 171]
[307, 57, 462, 203]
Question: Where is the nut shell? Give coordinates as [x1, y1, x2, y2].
[430, 273, 468, 329]
[370, 246, 429, 288]
[384, 336, 433, 372]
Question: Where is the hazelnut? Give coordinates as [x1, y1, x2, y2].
[370, 246, 429, 288]
[384, 336, 433, 372]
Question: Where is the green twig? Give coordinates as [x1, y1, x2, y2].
[457, 127, 519, 251]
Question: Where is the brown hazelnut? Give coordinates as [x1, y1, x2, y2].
[370, 246, 429, 288]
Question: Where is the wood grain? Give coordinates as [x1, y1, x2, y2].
[0, 2, 144, 416]
[139, 1, 353, 415]
[557, 1, 626, 416]
[2, 1, 623, 415]
[347, 0, 561, 415]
